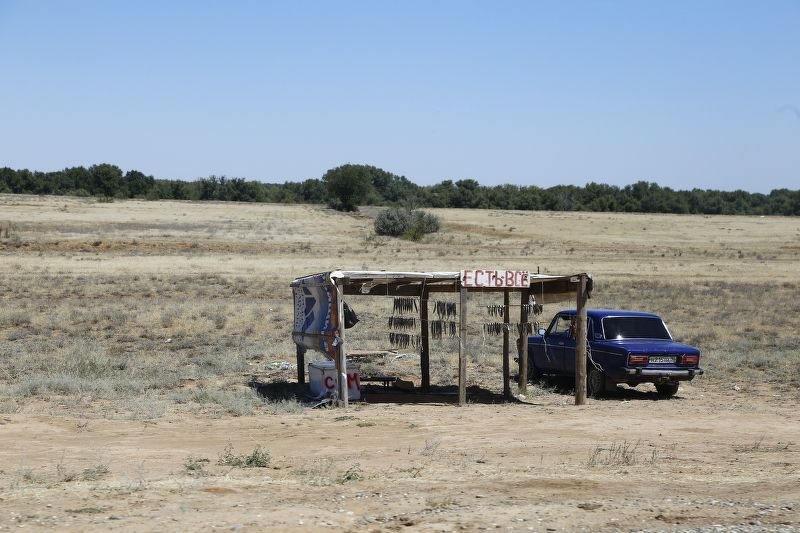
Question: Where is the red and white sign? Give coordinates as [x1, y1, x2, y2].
[460, 269, 530, 288]
[308, 361, 361, 400]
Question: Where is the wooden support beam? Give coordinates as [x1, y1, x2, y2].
[420, 285, 431, 392]
[335, 282, 348, 408]
[502, 289, 511, 399]
[517, 289, 530, 393]
[340, 278, 579, 298]
[574, 274, 588, 406]
[296, 345, 306, 384]
[458, 285, 468, 406]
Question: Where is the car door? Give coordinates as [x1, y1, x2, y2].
[541, 314, 573, 373]
[559, 314, 579, 374]
[561, 317, 595, 375]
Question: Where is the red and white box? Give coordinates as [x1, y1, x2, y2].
[308, 361, 361, 400]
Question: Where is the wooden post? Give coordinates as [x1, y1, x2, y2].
[575, 274, 588, 406]
[335, 282, 348, 408]
[517, 289, 530, 393]
[458, 285, 468, 406]
[420, 286, 431, 392]
[502, 289, 511, 399]
[296, 345, 306, 384]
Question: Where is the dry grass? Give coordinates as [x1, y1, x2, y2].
[1, 194, 799, 418]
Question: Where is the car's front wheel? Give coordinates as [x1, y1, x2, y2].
[655, 382, 679, 398]
[527, 356, 542, 382]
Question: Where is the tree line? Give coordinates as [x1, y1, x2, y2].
[1, 163, 798, 216]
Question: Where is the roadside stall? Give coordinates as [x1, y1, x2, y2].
[290, 270, 592, 406]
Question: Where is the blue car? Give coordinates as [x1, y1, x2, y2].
[528, 309, 704, 397]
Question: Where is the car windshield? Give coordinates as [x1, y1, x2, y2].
[602, 317, 671, 340]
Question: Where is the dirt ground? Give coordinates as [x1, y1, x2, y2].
[1, 381, 798, 532]
[1, 196, 799, 531]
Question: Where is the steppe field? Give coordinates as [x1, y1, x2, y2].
[1, 194, 799, 532]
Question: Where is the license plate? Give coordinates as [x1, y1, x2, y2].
[649, 356, 675, 364]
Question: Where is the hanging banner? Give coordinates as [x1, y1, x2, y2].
[460, 269, 530, 288]
[291, 273, 339, 358]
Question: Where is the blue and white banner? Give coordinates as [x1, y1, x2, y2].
[292, 272, 339, 358]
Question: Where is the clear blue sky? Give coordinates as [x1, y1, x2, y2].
[1, 1, 798, 193]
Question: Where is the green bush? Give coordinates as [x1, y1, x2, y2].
[374, 208, 440, 241]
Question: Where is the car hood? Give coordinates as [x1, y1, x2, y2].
[592, 339, 700, 355]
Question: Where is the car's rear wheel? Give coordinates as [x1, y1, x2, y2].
[587, 365, 605, 397]
[655, 382, 679, 398]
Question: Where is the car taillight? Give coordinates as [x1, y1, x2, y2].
[628, 354, 648, 365]
[679, 354, 699, 365]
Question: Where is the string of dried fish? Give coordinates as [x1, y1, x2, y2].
[433, 301, 457, 319]
[483, 322, 507, 335]
[392, 297, 418, 315]
[387, 316, 417, 331]
[482, 322, 543, 336]
[485, 304, 507, 318]
[516, 322, 537, 335]
[521, 303, 544, 315]
[429, 320, 458, 339]
[388, 332, 421, 349]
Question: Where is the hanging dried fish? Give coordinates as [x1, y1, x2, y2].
[521, 303, 544, 316]
[387, 316, 417, 331]
[485, 304, 508, 318]
[483, 322, 506, 336]
[433, 301, 458, 319]
[516, 323, 534, 336]
[388, 332, 421, 349]
[429, 320, 457, 339]
[392, 297, 418, 315]
[392, 296, 417, 315]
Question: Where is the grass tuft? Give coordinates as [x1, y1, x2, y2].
[735, 434, 793, 453]
[336, 463, 363, 484]
[420, 439, 442, 457]
[587, 440, 641, 467]
[183, 456, 210, 476]
[217, 443, 270, 468]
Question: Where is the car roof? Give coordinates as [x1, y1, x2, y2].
[555, 309, 662, 320]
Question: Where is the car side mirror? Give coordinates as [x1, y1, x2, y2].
[537, 328, 546, 336]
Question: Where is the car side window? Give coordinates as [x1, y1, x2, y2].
[592, 318, 604, 339]
[549, 315, 573, 336]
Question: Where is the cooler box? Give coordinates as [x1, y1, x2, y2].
[308, 361, 361, 400]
